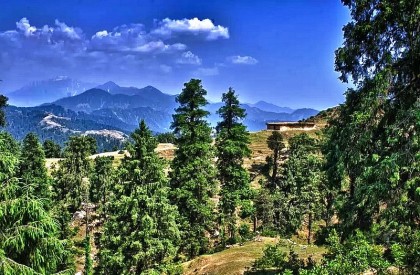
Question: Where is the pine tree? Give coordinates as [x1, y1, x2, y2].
[43, 139, 62, 158]
[329, 0, 419, 240]
[89, 156, 114, 216]
[0, 131, 73, 274]
[52, 135, 96, 210]
[98, 120, 180, 274]
[0, 94, 7, 127]
[280, 134, 325, 243]
[215, 88, 251, 243]
[170, 79, 216, 258]
[266, 131, 285, 191]
[18, 132, 50, 199]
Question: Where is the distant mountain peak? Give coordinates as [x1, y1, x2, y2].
[139, 85, 163, 94]
[96, 81, 121, 92]
[249, 101, 295, 114]
[102, 81, 119, 87]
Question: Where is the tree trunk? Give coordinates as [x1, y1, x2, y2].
[307, 212, 312, 245]
[271, 150, 278, 190]
[253, 215, 257, 233]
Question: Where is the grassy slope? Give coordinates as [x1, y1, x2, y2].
[183, 237, 326, 275]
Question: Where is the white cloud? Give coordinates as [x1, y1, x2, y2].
[176, 51, 202, 65]
[16, 18, 37, 37]
[54, 20, 82, 40]
[228, 55, 258, 65]
[153, 18, 229, 40]
[0, 17, 230, 85]
[195, 66, 219, 76]
[94, 30, 108, 38]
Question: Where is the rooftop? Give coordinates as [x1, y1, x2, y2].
[266, 121, 315, 126]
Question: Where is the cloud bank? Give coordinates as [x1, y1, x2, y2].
[0, 17, 230, 88]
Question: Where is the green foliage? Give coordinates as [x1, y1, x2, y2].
[324, 0, 420, 250]
[156, 132, 176, 143]
[18, 133, 50, 199]
[0, 131, 73, 274]
[0, 131, 20, 182]
[254, 187, 274, 231]
[98, 120, 180, 274]
[253, 244, 305, 274]
[85, 235, 93, 275]
[0, 94, 7, 127]
[277, 134, 326, 242]
[216, 88, 251, 243]
[43, 139, 62, 158]
[301, 230, 390, 275]
[169, 79, 216, 258]
[265, 131, 285, 191]
[52, 135, 96, 210]
[389, 226, 420, 274]
[253, 243, 287, 270]
[89, 156, 115, 206]
[238, 223, 252, 242]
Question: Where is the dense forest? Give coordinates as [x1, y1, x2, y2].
[0, 0, 419, 274]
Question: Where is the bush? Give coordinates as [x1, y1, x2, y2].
[239, 223, 251, 241]
[253, 244, 287, 270]
[314, 225, 338, 245]
[252, 244, 307, 274]
[301, 229, 391, 274]
[261, 228, 278, 237]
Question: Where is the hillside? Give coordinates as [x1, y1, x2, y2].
[183, 238, 326, 275]
[4, 105, 129, 151]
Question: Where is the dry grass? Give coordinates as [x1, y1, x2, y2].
[182, 237, 326, 275]
[183, 238, 276, 275]
[45, 143, 176, 171]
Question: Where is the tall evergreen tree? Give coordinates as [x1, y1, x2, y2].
[266, 131, 285, 191]
[215, 88, 251, 242]
[89, 156, 114, 209]
[170, 79, 216, 258]
[43, 139, 62, 158]
[0, 94, 7, 127]
[52, 135, 96, 210]
[0, 132, 73, 274]
[329, 0, 420, 239]
[280, 134, 325, 243]
[18, 132, 50, 199]
[98, 120, 180, 274]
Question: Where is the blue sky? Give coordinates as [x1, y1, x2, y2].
[0, 0, 350, 109]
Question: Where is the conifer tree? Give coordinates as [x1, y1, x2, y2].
[170, 79, 216, 258]
[89, 156, 114, 214]
[266, 131, 285, 191]
[43, 139, 62, 158]
[98, 120, 180, 274]
[52, 135, 96, 210]
[18, 132, 50, 199]
[0, 131, 73, 274]
[0, 94, 7, 127]
[281, 134, 325, 243]
[215, 88, 251, 242]
[329, 0, 419, 241]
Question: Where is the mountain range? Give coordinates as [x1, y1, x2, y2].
[6, 76, 96, 106]
[2, 78, 319, 152]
